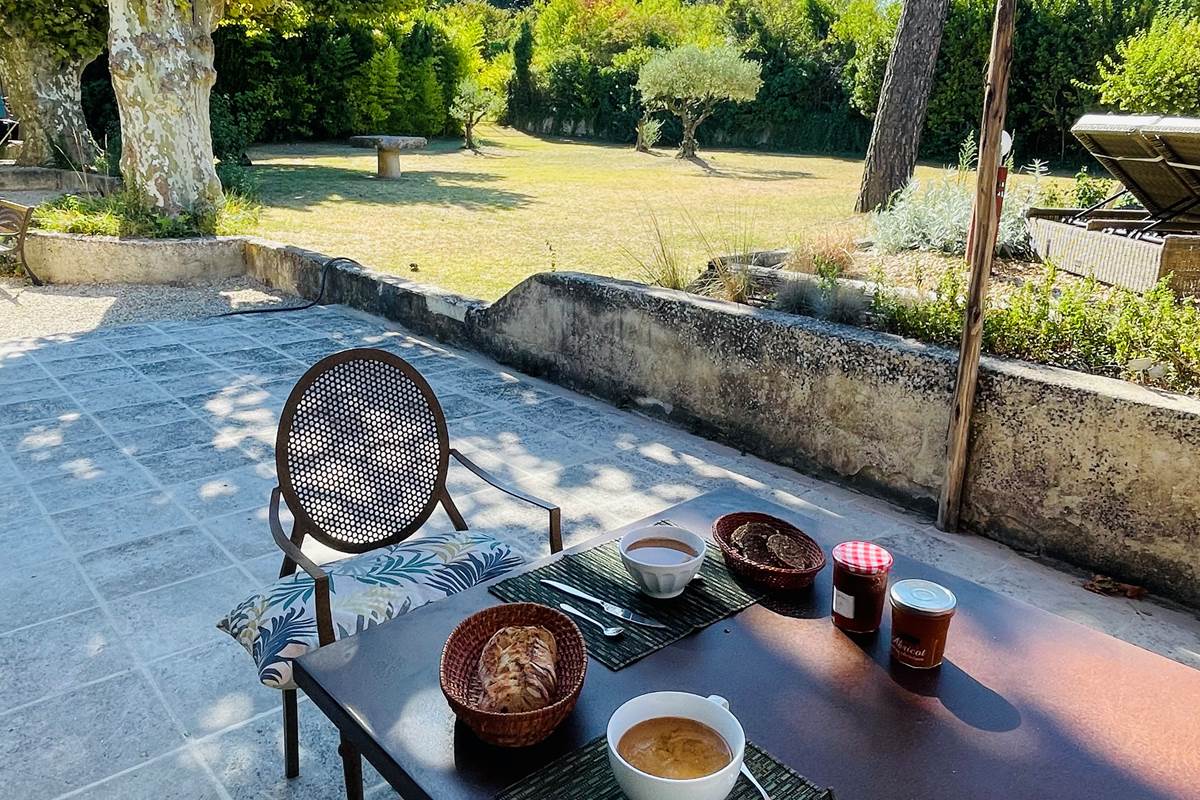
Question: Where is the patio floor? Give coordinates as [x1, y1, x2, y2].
[1, 304, 1196, 800]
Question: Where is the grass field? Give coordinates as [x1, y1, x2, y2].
[249, 126, 947, 300]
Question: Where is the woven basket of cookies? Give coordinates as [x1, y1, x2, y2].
[712, 512, 826, 591]
[439, 603, 587, 747]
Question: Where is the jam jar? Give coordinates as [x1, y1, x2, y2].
[889, 579, 958, 669]
[831, 541, 894, 633]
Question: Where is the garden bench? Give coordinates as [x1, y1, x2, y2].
[0, 198, 38, 285]
[348, 135, 427, 179]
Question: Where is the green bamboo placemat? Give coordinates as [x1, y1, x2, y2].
[488, 536, 764, 670]
[495, 735, 835, 800]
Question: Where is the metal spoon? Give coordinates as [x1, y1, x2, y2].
[559, 603, 624, 638]
[741, 764, 772, 800]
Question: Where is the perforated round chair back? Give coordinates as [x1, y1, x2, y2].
[276, 348, 450, 554]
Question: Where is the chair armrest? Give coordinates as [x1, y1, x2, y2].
[450, 449, 563, 553]
[270, 487, 335, 645]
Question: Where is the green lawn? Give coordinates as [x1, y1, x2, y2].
[248, 126, 942, 300]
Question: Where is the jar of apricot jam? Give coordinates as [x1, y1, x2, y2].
[889, 579, 958, 669]
[831, 541, 894, 634]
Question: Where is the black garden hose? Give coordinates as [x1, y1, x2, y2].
[216, 256, 360, 318]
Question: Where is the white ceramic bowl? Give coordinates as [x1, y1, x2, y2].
[606, 692, 746, 800]
[619, 526, 707, 599]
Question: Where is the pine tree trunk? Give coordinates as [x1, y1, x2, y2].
[855, 0, 951, 213]
[0, 33, 100, 168]
[107, 0, 224, 215]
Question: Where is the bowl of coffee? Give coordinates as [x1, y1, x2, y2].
[619, 527, 707, 599]
[606, 691, 745, 800]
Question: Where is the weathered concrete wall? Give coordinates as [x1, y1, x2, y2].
[243, 238, 484, 346]
[0, 165, 120, 194]
[25, 231, 245, 284]
[470, 272, 1200, 606]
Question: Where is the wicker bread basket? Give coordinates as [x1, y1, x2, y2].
[439, 603, 587, 747]
[713, 511, 826, 592]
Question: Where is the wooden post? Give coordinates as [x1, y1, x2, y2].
[936, 0, 1016, 531]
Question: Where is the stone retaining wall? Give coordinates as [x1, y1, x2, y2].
[472, 272, 1200, 604]
[24, 231, 246, 285]
[0, 165, 120, 194]
[241, 249, 1200, 603]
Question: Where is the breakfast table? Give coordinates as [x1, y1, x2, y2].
[294, 488, 1200, 800]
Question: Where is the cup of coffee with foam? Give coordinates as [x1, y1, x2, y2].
[619, 526, 707, 599]
[607, 691, 746, 800]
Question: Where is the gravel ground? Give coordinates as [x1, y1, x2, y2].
[0, 275, 301, 339]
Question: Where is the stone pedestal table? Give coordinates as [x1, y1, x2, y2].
[348, 135, 428, 179]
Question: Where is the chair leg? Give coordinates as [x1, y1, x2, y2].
[339, 735, 364, 800]
[283, 688, 300, 779]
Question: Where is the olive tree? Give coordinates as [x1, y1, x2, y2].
[636, 45, 762, 159]
[450, 77, 504, 151]
[0, 0, 106, 167]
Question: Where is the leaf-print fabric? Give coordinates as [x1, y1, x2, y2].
[217, 531, 523, 688]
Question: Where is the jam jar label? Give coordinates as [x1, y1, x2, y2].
[892, 633, 928, 661]
[833, 587, 855, 618]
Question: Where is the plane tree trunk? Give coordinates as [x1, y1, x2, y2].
[107, 0, 224, 215]
[855, 0, 951, 213]
[0, 31, 99, 167]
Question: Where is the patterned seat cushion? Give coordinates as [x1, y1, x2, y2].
[217, 530, 524, 689]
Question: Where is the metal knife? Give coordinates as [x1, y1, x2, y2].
[540, 579, 669, 629]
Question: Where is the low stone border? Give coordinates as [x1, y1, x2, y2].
[0, 165, 120, 194]
[25, 230, 246, 285]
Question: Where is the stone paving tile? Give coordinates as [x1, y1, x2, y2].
[32, 460, 156, 513]
[119, 342, 197, 364]
[0, 559, 96, 633]
[69, 749, 224, 800]
[168, 462, 279, 520]
[0, 394, 80, 426]
[0, 357, 49, 385]
[52, 491, 193, 553]
[138, 355, 224, 380]
[136, 441, 257, 485]
[0, 515, 67, 570]
[112, 416, 221, 457]
[40, 351, 128, 377]
[0, 410, 106, 452]
[108, 567, 256, 661]
[0, 610, 132, 709]
[0, 671, 185, 799]
[83, 526, 235, 601]
[148, 640, 278, 737]
[58, 364, 145, 392]
[196, 701, 387, 800]
[74, 379, 176, 412]
[3, 376, 63, 404]
[203, 505, 293, 562]
[93, 398, 196, 434]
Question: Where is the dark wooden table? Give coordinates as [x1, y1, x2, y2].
[295, 489, 1200, 800]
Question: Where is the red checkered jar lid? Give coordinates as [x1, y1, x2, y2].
[832, 541, 894, 575]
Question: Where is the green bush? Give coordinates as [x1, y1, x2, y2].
[33, 190, 260, 239]
[870, 263, 1200, 395]
[1096, 15, 1200, 116]
[216, 162, 261, 200]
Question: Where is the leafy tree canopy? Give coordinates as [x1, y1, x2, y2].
[0, 0, 107, 59]
[637, 44, 763, 116]
[1096, 14, 1200, 116]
